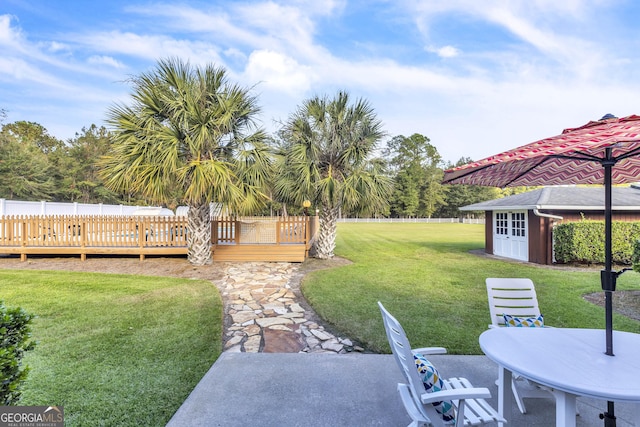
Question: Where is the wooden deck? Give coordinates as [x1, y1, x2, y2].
[0, 215, 315, 262]
[212, 244, 307, 262]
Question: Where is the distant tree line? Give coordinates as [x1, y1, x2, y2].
[0, 121, 126, 205]
[0, 118, 504, 218]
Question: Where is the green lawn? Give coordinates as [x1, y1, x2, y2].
[3, 222, 640, 424]
[1, 270, 222, 426]
[301, 222, 640, 354]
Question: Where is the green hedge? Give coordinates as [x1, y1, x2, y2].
[633, 240, 640, 272]
[554, 220, 640, 265]
[1, 301, 36, 405]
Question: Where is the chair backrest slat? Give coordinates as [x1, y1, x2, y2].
[486, 278, 541, 327]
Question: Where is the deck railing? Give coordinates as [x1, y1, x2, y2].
[0, 215, 311, 261]
[212, 216, 309, 245]
[0, 215, 189, 249]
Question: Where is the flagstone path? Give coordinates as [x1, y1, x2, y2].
[216, 261, 363, 354]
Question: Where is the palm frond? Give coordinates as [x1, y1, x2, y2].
[101, 57, 269, 210]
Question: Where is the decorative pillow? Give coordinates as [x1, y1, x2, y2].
[503, 313, 544, 327]
[414, 353, 456, 424]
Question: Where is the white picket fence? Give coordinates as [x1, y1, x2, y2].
[0, 199, 174, 216]
[338, 217, 484, 224]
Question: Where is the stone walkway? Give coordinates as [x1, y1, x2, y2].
[216, 262, 363, 354]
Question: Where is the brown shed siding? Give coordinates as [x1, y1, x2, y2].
[527, 213, 542, 264]
[526, 212, 554, 265]
[485, 211, 493, 255]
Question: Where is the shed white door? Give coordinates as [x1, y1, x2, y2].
[493, 211, 528, 261]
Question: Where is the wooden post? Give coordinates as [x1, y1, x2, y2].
[138, 217, 145, 249]
[81, 218, 87, 261]
[305, 215, 311, 258]
[20, 218, 27, 261]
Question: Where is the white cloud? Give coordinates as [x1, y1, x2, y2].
[127, 2, 337, 64]
[0, 56, 50, 83]
[129, 4, 264, 47]
[234, 2, 315, 44]
[485, 6, 561, 53]
[426, 45, 460, 58]
[408, 3, 603, 56]
[0, 15, 26, 55]
[0, 14, 25, 50]
[46, 41, 71, 53]
[87, 55, 126, 69]
[244, 50, 313, 95]
[0, 14, 122, 81]
[224, 47, 247, 61]
[284, 0, 345, 16]
[77, 31, 225, 66]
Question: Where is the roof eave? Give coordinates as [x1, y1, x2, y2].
[460, 204, 640, 211]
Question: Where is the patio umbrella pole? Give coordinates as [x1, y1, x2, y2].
[602, 153, 615, 357]
[600, 151, 616, 426]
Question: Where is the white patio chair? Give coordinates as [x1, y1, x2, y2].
[485, 278, 556, 414]
[378, 302, 505, 427]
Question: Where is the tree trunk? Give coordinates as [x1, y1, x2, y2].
[187, 202, 212, 265]
[314, 204, 339, 259]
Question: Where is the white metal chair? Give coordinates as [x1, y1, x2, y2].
[485, 278, 555, 414]
[378, 302, 505, 427]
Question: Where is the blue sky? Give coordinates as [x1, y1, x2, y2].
[2, 0, 640, 164]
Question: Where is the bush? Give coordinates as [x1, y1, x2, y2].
[0, 301, 36, 405]
[554, 220, 640, 265]
[633, 240, 640, 272]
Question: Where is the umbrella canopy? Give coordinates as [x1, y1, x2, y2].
[443, 114, 640, 426]
[443, 114, 640, 187]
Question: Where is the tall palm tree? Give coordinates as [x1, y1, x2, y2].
[100, 58, 271, 265]
[275, 91, 392, 259]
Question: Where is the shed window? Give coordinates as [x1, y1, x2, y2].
[511, 212, 526, 237]
[496, 212, 509, 235]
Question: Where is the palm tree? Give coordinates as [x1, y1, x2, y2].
[274, 91, 392, 259]
[101, 58, 271, 265]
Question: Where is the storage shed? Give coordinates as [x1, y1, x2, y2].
[460, 186, 640, 265]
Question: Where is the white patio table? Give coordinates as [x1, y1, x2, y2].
[479, 327, 640, 427]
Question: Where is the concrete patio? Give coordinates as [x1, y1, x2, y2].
[167, 352, 639, 426]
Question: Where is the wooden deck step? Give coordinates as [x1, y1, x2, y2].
[212, 244, 307, 262]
